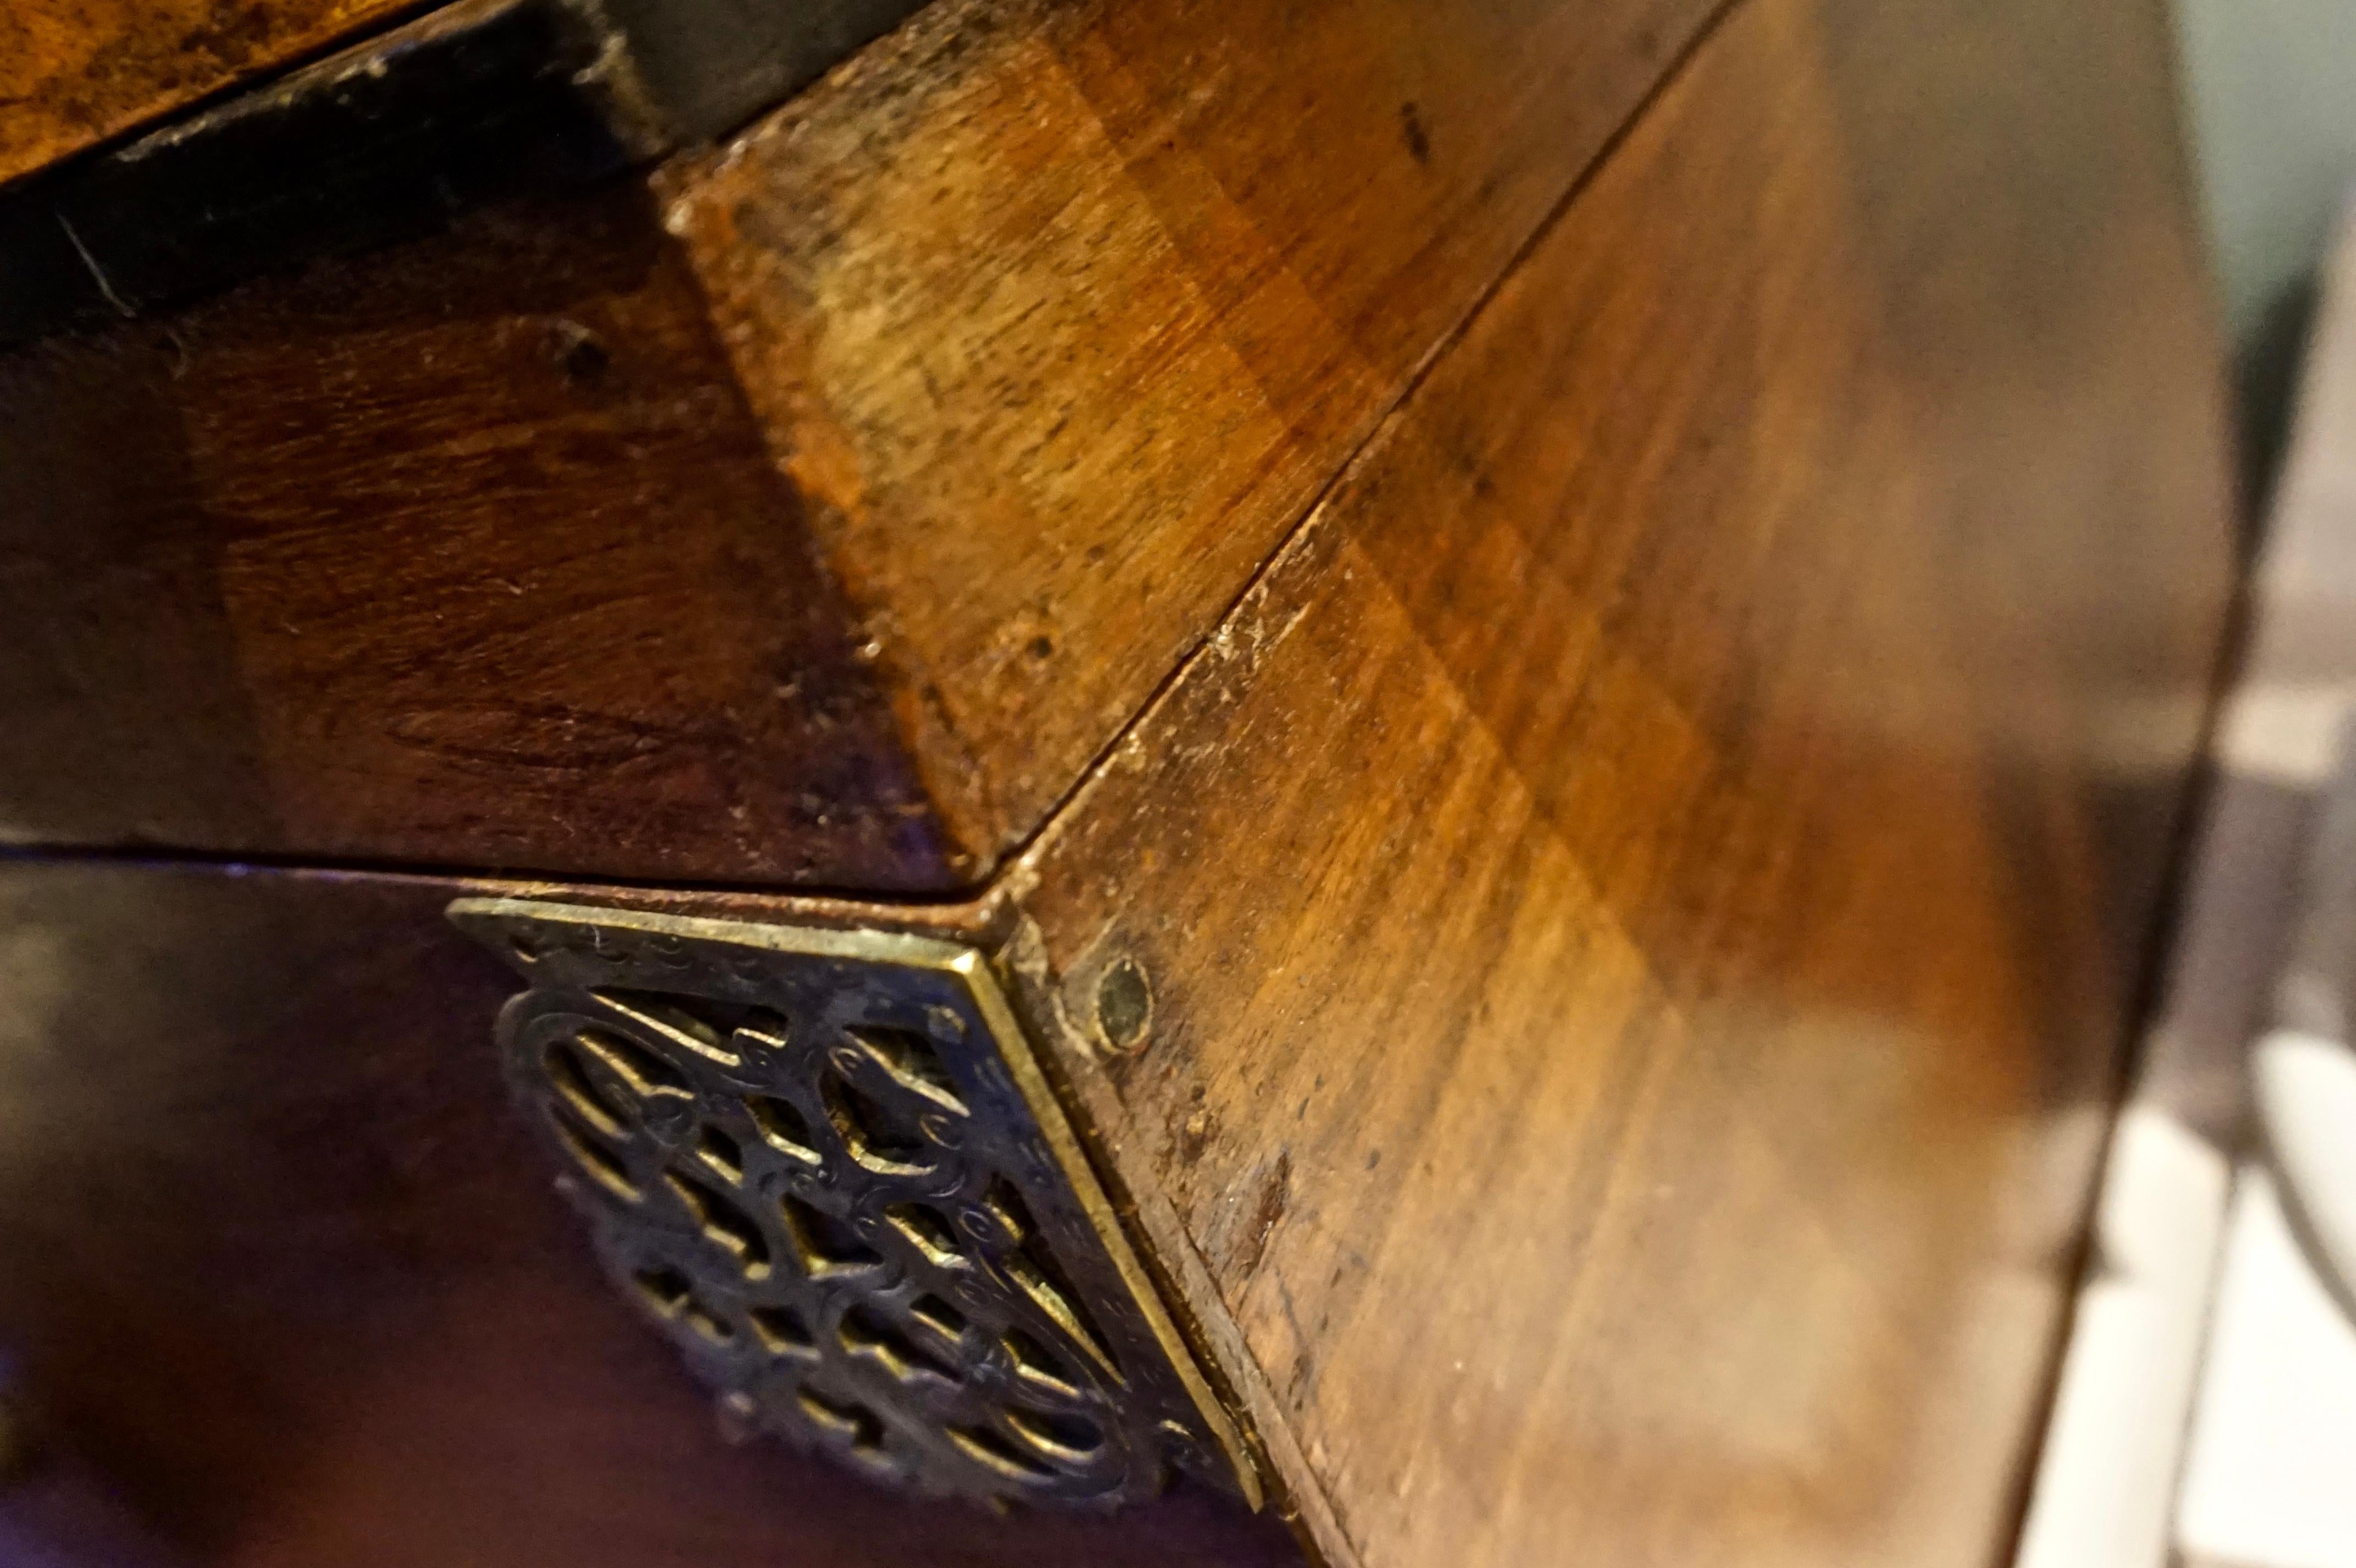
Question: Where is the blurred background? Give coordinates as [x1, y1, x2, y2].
[2015, 7, 2356, 1567]
[2176, 0, 2356, 502]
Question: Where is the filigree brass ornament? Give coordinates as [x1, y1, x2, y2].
[448, 899, 1257, 1512]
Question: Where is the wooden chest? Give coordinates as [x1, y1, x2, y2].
[0, 1, 2239, 1564]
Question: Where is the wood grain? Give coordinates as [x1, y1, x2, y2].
[0, 187, 968, 890]
[0, 859, 1299, 1568]
[665, 0, 1722, 866]
[987, 0, 2239, 1561]
[0, 0, 414, 188]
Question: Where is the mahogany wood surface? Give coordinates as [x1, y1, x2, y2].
[978, 0, 2240, 1561]
[0, 0, 414, 188]
[0, 0, 1718, 890]
[0, 859, 1299, 1568]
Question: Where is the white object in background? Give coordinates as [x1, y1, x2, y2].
[2254, 1030, 2356, 1316]
[2175, 1168, 2356, 1568]
[2012, 1109, 2232, 1568]
[2018, 196, 2356, 1568]
[2255, 716, 2356, 1315]
[2175, 269, 2356, 1568]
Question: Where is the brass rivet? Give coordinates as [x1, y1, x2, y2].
[1095, 959, 1152, 1054]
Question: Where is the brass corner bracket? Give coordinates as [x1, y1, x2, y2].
[448, 898, 1259, 1512]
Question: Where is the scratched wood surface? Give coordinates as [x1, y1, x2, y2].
[0, 0, 415, 188]
[0, 859, 1301, 1568]
[983, 0, 2240, 1561]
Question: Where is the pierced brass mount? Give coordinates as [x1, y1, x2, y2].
[448, 898, 1258, 1512]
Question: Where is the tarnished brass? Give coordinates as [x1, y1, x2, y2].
[448, 899, 1259, 1511]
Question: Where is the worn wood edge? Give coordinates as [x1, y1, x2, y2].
[3, 0, 1724, 889]
[938, 0, 1744, 900]
[649, 6, 1002, 875]
[958, 492, 1373, 1555]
